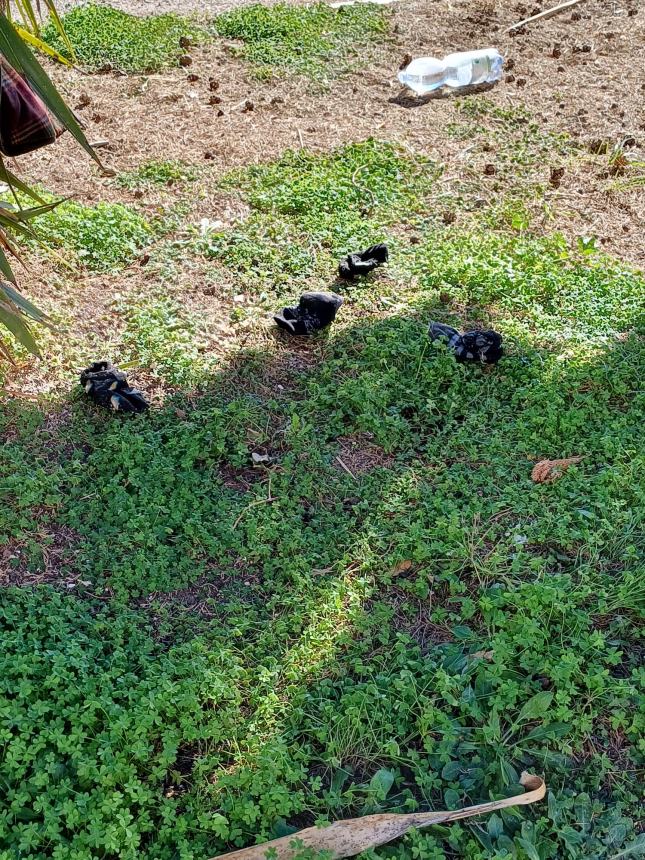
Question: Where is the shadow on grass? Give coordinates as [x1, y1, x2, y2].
[0, 301, 643, 857]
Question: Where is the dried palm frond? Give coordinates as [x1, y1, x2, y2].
[214, 773, 546, 860]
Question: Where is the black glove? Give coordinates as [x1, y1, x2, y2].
[428, 322, 503, 364]
[80, 361, 149, 413]
[338, 243, 389, 280]
[274, 292, 344, 336]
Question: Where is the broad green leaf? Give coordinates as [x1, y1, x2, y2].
[517, 691, 553, 724]
[451, 625, 473, 640]
[517, 836, 541, 860]
[522, 722, 570, 743]
[610, 834, 645, 858]
[443, 788, 460, 810]
[369, 768, 394, 799]
[574, 793, 592, 831]
[558, 826, 585, 850]
[486, 711, 501, 741]
[605, 825, 629, 848]
[547, 791, 560, 824]
[330, 767, 351, 794]
[471, 826, 493, 852]
[487, 813, 504, 839]
[441, 761, 461, 781]
[499, 757, 519, 786]
[272, 819, 298, 839]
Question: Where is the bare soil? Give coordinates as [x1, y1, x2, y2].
[24, 0, 644, 251]
[6, 0, 645, 400]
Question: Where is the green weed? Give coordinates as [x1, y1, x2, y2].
[192, 139, 439, 292]
[120, 295, 209, 387]
[34, 199, 151, 271]
[213, 2, 390, 79]
[1, 136, 644, 860]
[117, 160, 198, 190]
[43, 4, 207, 72]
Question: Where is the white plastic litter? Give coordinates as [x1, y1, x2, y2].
[329, 0, 394, 7]
[398, 48, 503, 95]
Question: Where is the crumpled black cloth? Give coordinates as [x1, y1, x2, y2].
[428, 322, 503, 364]
[274, 292, 344, 336]
[338, 243, 389, 280]
[80, 361, 149, 413]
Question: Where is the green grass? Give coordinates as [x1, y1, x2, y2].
[1, 137, 644, 860]
[34, 199, 152, 271]
[214, 2, 390, 79]
[120, 295, 210, 387]
[117, 160, 199, 190]
[192, 139, 440, 292]
[42, 4, 207, 72]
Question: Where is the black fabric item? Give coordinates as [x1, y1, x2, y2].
[80, 361, 149, 413]
[428, 321, 503, 364]
[338, 243, 389, 280]
[274, 292, 343, 336]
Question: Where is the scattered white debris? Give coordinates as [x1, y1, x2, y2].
[329, 0, 395, 7]
[199, 217, 224, 235]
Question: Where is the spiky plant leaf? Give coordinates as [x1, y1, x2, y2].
[0, 296, 41, 355]
[0, 280, 52, 324]
[12, 24, 73, 65]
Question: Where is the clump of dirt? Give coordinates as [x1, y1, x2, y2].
[218, 462, 261, 491]
[0, 523, 81, 588]
[336, 432, 394, 475]
[367, 585, 454, 654]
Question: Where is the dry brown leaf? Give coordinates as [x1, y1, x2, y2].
[471, 650, 494, 661]
[531, 457, 583, 484]
[391, 560, 413, 576]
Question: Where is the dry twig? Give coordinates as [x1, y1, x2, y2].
[507, 0, 587, 32]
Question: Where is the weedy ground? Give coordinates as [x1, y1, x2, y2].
[1, 2, 644, 860]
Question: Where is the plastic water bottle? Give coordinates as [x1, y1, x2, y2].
[398, 49, 503, 95]
[443, 49, 503, 87]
